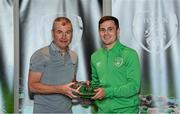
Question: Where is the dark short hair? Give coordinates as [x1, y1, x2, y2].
[99, 16, 119, 29]
[52, 17, 72, 30]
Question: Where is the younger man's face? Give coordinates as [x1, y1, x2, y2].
[99, 20, 120, 46]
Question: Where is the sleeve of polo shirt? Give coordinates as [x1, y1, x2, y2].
[104, 50, 141, 98]
[29, 51, 47, 72]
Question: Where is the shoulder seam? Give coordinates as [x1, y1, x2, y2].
[69, 50, 78, 64]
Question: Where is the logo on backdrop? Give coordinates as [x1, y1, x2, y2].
[132, 11, 178, 53]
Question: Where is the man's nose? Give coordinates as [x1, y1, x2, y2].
[104, 30, 109, 35]
[61, 33, 67, 39]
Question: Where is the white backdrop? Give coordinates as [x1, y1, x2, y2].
[0, 0, 14, 113]
[112, 0, 180, 98]
[1, 0, 180, 113]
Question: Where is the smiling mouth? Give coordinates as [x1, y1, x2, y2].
[60, 40, 68, 43]
[104, 37, 111, 40]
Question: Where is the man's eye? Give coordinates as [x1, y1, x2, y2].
[108, 28, 113, 31]
[66, 30, 72, 35]
[100, 29, 105, 32]
[56, 30, 63, 34]
[109, 28, 113, 31]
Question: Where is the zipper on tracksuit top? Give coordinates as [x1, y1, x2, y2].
[106, 50, 109, 77]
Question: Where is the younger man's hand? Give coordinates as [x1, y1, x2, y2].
[91, 88, 105, 100]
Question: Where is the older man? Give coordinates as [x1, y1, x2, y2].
[28, 17, 79, 113]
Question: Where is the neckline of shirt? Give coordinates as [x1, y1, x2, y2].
[49, 42, 70, 57]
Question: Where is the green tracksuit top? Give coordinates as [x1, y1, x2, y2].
[91, 41, 141, 113]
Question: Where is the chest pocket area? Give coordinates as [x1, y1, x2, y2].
[112, 57, 127, 74]
[95, 61, 105, 75]
[66, 60, 76, 72]
[112, 57, 128, 84]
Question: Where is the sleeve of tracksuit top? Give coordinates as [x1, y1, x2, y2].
[104, 50, 141, 98]
[90, 56, 100, 87]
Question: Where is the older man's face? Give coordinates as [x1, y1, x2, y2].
[52, 21, 72, 51]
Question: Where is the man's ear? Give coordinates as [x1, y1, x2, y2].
[116, 28, 120, 39]
[117, 28, 120, 35]
[51, 30, 54, 39]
